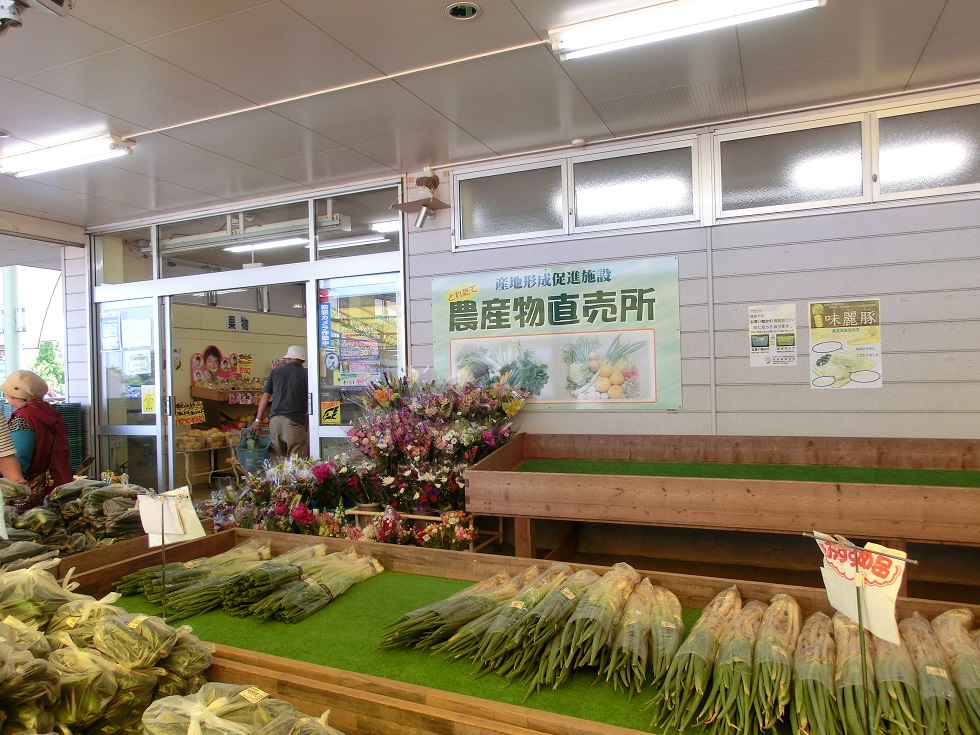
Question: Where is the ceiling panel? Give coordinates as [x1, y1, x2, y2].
[161, 109, 342, 167]
[0, 11, 124, 79]
[256, 147, 399, 188]
[17, 46, 253, 131]
[351, 128, 496, 174]
[909, 0, 980, 89]
[68, 0, 271, 44]
[596, 78, 747, 136]
[136, 5, 381, 106]
[459, 98, 613, 153]
[283, 0, 541, 75]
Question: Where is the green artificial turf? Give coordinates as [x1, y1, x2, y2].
[515, 459, 980, 487]
[119, 571, 705, 733]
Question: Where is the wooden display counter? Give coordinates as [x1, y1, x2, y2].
[464, 434, 980, 561]
[65, 529, 980, 735]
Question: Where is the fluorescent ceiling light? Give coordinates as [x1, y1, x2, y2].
[223, 237, 308, 253]
[316, 234, 389, 250]
[550, 0, 825, 60]
[879, 141, 968, 183]
[0, 134, 135, 177]
[370, 220, 401, 233]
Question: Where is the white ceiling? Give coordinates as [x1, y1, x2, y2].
[0, 0, 977, 231]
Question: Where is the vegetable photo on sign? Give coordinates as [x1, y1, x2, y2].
[563, 333, 645, 401]
[454, 340, 549, 395]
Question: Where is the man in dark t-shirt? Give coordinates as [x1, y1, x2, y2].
[252, 345, 309, 458]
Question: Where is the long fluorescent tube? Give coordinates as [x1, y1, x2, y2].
[223, 237, 308, 253]
[0, 134, 135, 177]
[370, 220, 401, 233]
[550, 0, 825, 60]
[316, 234, 389, 250]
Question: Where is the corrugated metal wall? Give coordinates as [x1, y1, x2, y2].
[406, 198, 980, 439]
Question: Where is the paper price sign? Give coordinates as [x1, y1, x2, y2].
[813, 532, 906, 644]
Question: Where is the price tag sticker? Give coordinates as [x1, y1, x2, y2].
[925, 666, 948, 679]
[509, 600, 526, 610]
[63, 616, 81, 629]
[127, 614, 149, 629]
[239, 686, 269, 703]
[660, 620, 677, 629]
[560, 587, 577, 600]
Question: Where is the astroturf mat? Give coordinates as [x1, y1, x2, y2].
[515, 459, 980, 487]
[120, 571, 706, 733]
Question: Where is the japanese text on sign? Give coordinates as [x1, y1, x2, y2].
[817, 540, 903, 587]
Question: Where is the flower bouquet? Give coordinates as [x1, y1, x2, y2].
[415, 511, 477, 551]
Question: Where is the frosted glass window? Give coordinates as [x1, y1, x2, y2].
[574, 148, 694, 226]
[720, 123, 863, 211]
[878, 104, 980, 194]
[458, 166, 563, 240]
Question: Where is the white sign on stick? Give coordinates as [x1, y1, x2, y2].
[137, 488, 207, 547]
[813, 532, 906, 644]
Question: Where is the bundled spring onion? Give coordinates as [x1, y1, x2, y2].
[433, 604, 507, 661]
[751, 592, 803, 730]
[834, 611, 881, 735]
[698, 598, 767, 735]
[380, 567, 537, 650]
[791, 611, 841, 735]
[554, 562, 641, 685]
[874, 633, 923, 735]
[931, 608, 980, 733]
[497, 568, 600, 686]
[901, 612, 972, 735]
[92, 611, 179, 668]
[603, 577, 657, 697]
[475, 563, 573, 673]
[651, 584, 742, 731]
[648, 583, 685, 685]
[220, 543, 332, 617]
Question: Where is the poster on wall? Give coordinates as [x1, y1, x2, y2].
[431, 256, 682, 410]
[100, 315, 121, 351]
[748, 303, 798, 367]
[809, 298, 882, 389]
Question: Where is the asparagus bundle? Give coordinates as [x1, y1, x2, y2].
[874, 634, 923, 735]
[930, 608, 980, 733]
[648, 583, 685, 685]
[834, 611, 881, 735]
[752, 592, 803, 730]
[651, 584, 742, 731]
[554, 562, 641, 684]
[379, 567, 537, 650]
[791, 611, 841, 735]
[475, 563, 573, 673]
[497, 568, 600, 685]
[901, 612, 972, 735]
[698, 599, 767, 735]
[603, 577, 658, 697]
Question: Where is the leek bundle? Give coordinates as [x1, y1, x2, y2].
[931, 608, 980, 733]
[834, 611, 881, 735]
[698, 598, 767, 735]
[901, 612, 971, 735]
[651, 584, 742, 731]
[874, 633, 923, 735]
[648, 583, 685, 685]
[751, 592, 803, 729]
[603, 576, 658, 697]
[220, 543, 332, 617]
[791, 611, 841, 735]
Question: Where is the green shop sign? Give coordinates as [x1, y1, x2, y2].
[431, 256, 682, 410]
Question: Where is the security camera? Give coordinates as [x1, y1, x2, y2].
[0, 0, 23, 27]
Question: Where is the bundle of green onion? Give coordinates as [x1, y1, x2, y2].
[751, 592, 803, 730]
[651, 584, 742, 731]
[698, 598, 767, 735]
[900, 612, 973, 735]
[381, 567, 538, 651]
[602, 576, 658, 697]
[874, 633, 922, 735]
[834, 611, 881, 735]
[553, 562, 641, 687]
[648, 583, 685, 685]
[931, 608, 980, 734]
[791, 611, 840, 735]
[219, 543, 331, 617]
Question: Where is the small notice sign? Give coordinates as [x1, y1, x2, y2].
[175, 401, 206, 426]
[321, 400, 341, 425]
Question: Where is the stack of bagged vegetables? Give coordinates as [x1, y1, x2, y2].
[381, 565, 980, 735]
[114, 540, 384, 624]
[0, 557, 214, 735]
[1, 477, 151, 566]
[142, 682, 348, 735]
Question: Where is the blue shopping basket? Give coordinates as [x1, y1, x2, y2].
[235, 429, 271, 474]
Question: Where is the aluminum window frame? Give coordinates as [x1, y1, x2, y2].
[712, 112, 872, 221]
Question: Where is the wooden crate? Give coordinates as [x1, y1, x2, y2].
[464, 434, 980, 558]
[68, 530, 979, 735]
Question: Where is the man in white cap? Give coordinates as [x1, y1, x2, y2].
[252, 345, 309, 458]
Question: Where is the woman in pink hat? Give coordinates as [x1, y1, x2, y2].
[1, 369, 73, 508]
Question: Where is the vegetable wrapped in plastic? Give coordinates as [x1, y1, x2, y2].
[88, 663, 161, 735]
[648, 583, 685, 685]
[834, 611, 881, 735]
[158, 627, 214, 677]
[0, 643, 60, 706]
[0, 615, 51, 658]
[901, 611, 972, 735]
[604, 576, 658, 697]
[13, 506, 59, 535]
[155, 670, 208, 698]
[0, 557, 87, 626]
[93, 611, 179, 668]
[142, 682, 297, 735]
[751, 592, 803, 729]
[48, 638, 120, 727]
[791, 611, 841, 735]
[874, 633, 922, 735]
[931, 608, 980, 733]
[47, 592, 127, 648]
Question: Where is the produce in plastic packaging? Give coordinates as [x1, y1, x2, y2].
[92, 611, 179, 668]
[0, 557, 87, 626]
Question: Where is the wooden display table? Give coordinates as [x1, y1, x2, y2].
[464, 434, 980, 561]
[66, 530, 979, 735]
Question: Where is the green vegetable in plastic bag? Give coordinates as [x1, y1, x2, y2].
[93, 612, 179, 668]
